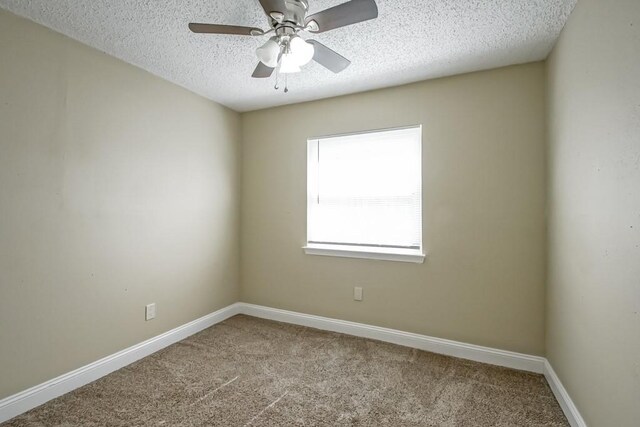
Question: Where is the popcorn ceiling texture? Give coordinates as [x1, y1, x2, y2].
[0, 0, 576, 112]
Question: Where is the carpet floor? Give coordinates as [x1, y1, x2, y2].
[3, 315, 568, 426]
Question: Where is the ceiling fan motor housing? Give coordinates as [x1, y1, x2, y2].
[269, 0, 309, 29]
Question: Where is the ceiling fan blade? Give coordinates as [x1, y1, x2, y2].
[307, 40, 351, 73]
[189, 23, 264, 36]
[257, 0, 287, 16]
[305, 0, 378, 33]
[252, 62, 275, 78]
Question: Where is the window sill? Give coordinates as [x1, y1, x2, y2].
[303, 244, 425, 264]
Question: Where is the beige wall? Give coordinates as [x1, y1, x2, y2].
[0, 10, 241, 399]
[241, 63, 547, 356]
[546, 0, 640, 425]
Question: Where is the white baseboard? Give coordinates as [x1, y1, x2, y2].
[543, 360, 587, 427]
[0, 303, 242, 424]
[0, 301, 585, 427]
[239, 303, 546, 374]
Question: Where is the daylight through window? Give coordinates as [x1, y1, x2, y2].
[306, 126, 423, 262]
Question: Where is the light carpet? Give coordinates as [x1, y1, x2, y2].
[3, 315, 568, 426]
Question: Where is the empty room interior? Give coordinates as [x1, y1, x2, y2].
[0, 0, 638, 426]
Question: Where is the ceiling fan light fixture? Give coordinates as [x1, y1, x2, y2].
[289, 36, 315, 66]
[280, 53, 302, 74]
[256, 36, 281, 68]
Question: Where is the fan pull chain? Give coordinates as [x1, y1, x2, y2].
[274, 67, 280, 90]
[284, 74, 289, 93]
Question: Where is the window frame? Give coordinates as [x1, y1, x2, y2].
[303, 125, 425, 264]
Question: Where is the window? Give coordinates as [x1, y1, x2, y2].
[305, 126, 424, 263]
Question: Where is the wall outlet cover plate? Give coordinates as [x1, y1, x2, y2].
[145, 303, 156, 321]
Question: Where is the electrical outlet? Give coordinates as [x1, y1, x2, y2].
[145, 303, 156, 321]
[354, 287, 363, 301]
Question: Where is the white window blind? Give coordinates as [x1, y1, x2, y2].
[307, 126, 423, 255]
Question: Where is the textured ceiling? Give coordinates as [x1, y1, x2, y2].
[0, 0, 576, 112]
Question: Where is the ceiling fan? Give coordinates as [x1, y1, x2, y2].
[189, 0, 378, 86]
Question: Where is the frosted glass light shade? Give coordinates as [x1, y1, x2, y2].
[256, 37, 280, 68]
[289, 36, 314, 66]
[280, 54, 301, 74]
